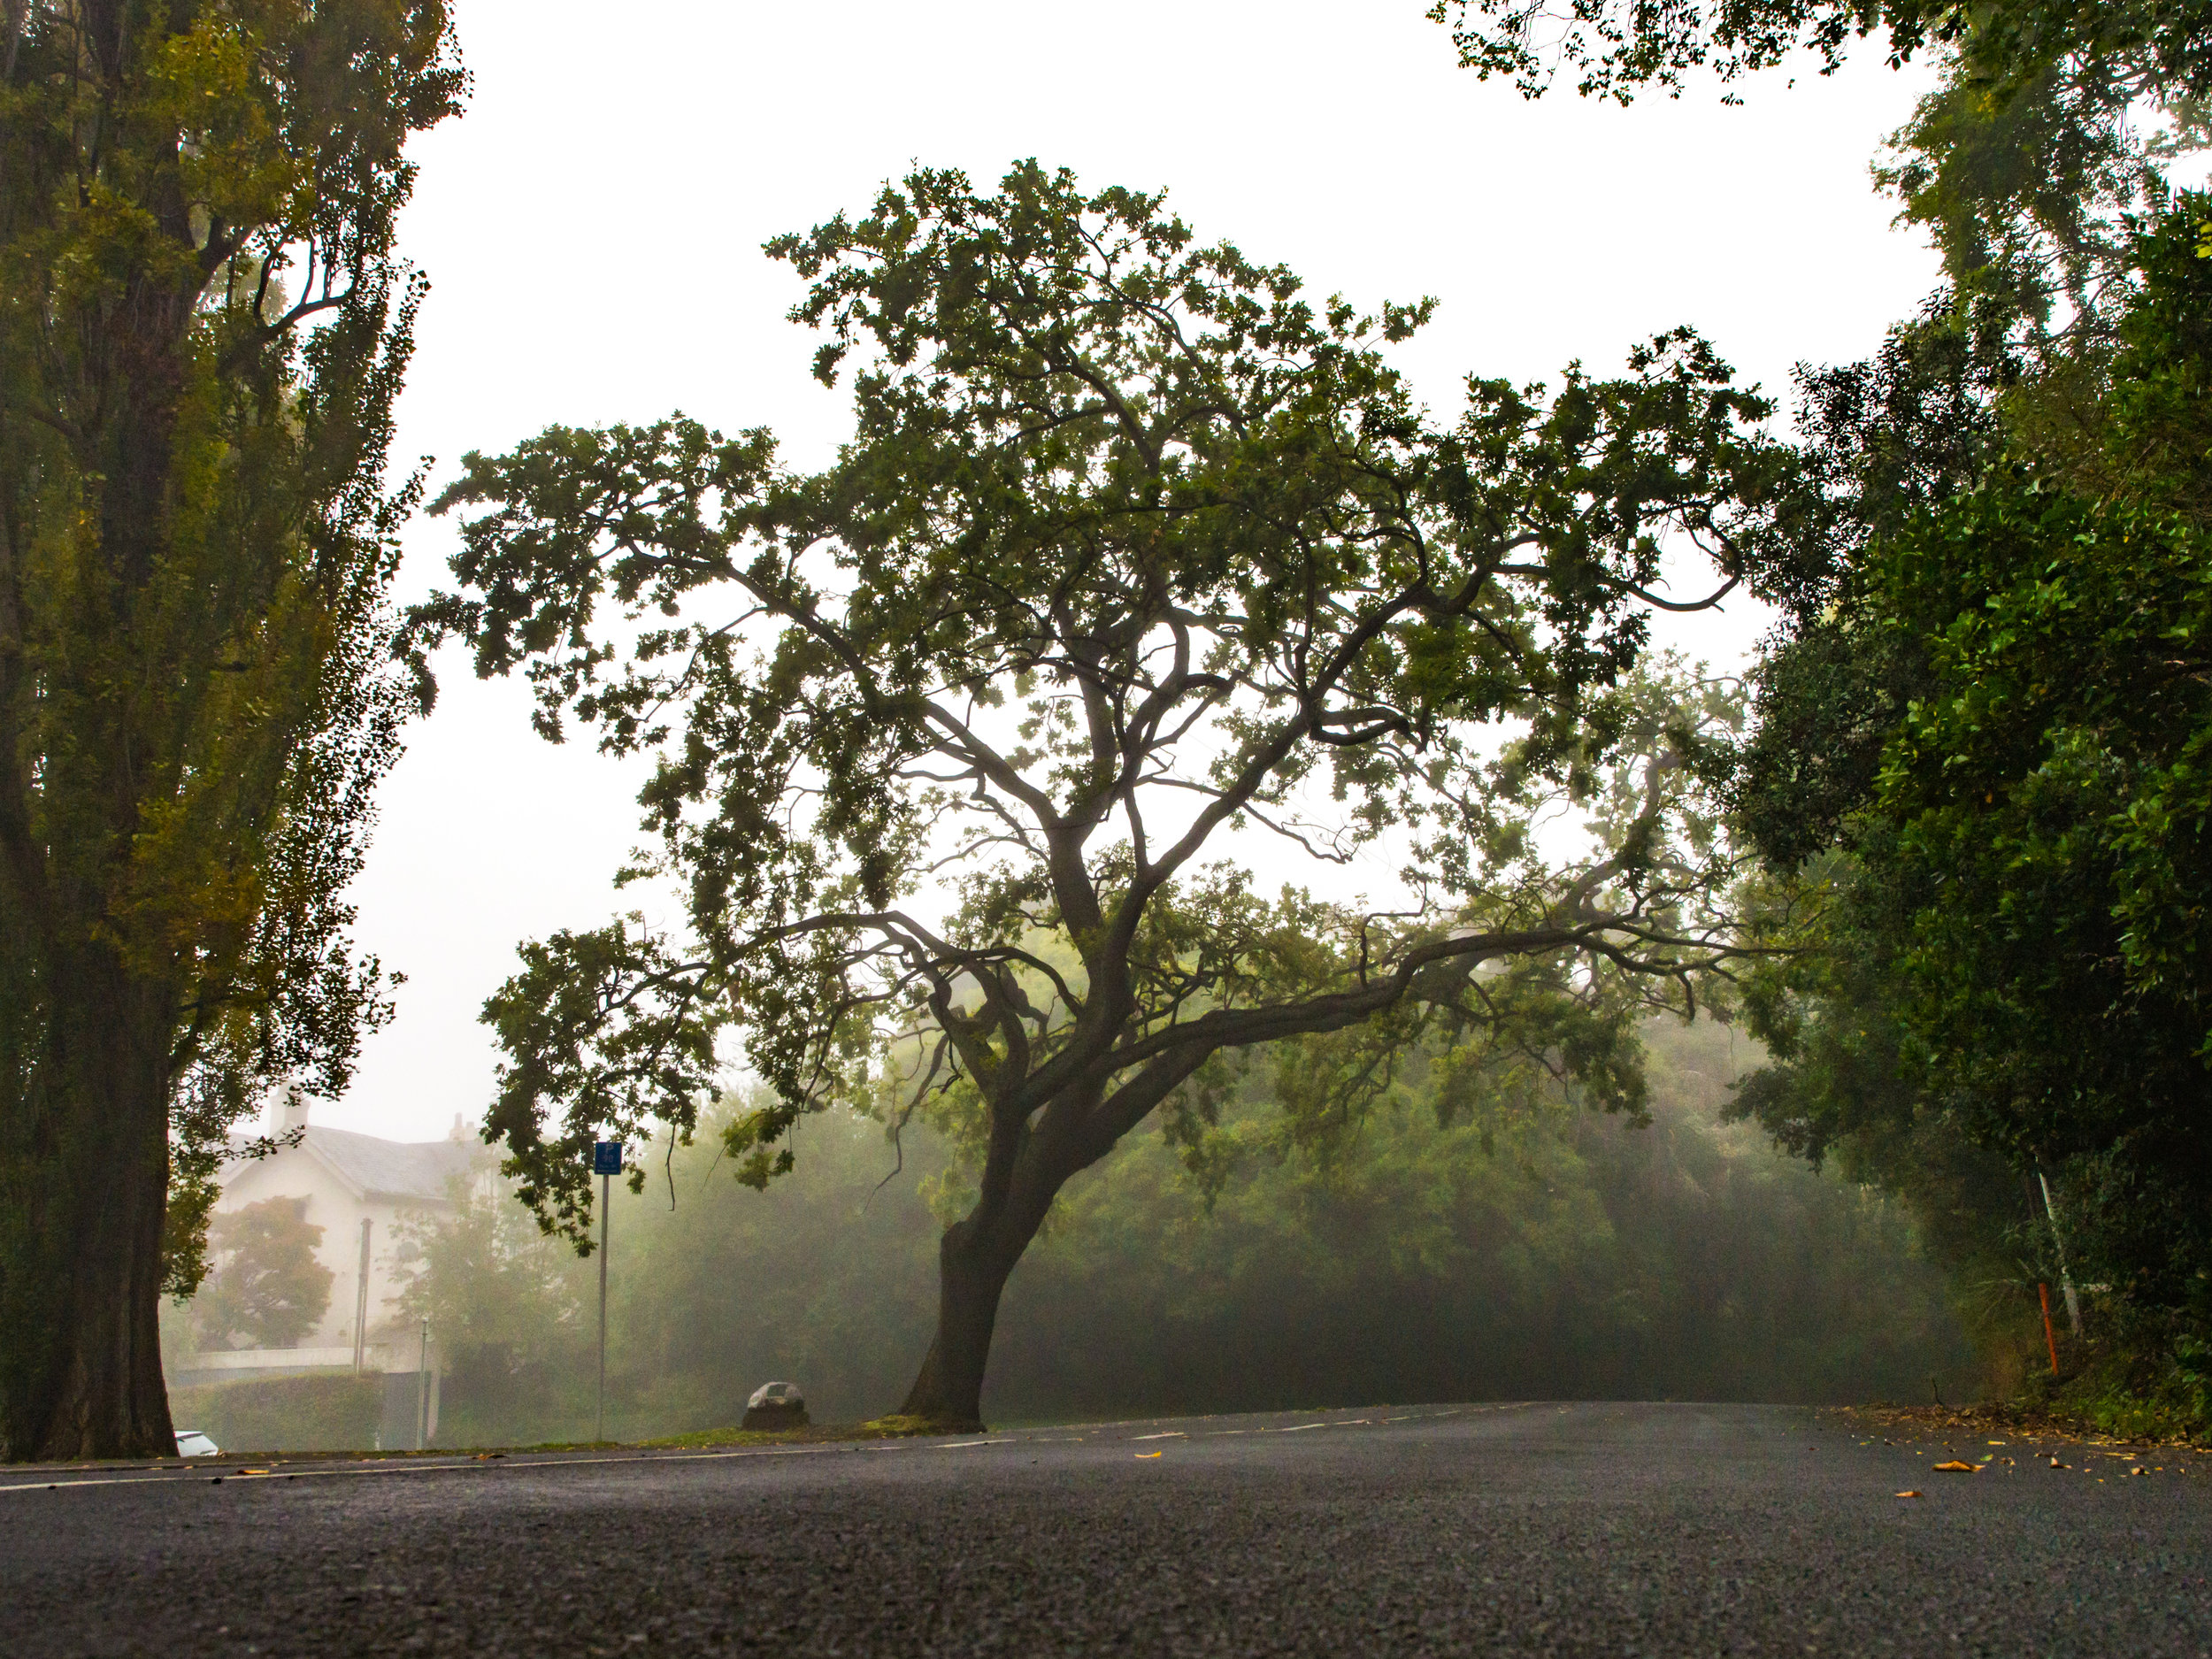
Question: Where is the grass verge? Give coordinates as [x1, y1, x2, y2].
[637, 1415, 958, 1450]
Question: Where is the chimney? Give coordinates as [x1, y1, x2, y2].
[449, 1112, 467, 1143]
[280, 1089, 311, 1135]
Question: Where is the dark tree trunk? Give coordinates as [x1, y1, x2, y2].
[897, 1135, 1073, 1429]
[893, 1043, 1202, 1429]
[0, 251, 199, 1462]
[4, 946, 177, 1461]
[897, 1225, 1021, 1431]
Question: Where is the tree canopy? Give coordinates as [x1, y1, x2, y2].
[1431, 1, 2211, 107]
[421, 162, 1790, 1425]
[192, 1197, 335, 1352]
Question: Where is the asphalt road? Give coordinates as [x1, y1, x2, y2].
[5, 1401, 2209, 1656]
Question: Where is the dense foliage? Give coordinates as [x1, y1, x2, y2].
[0, 1, 460, 1457]
[1739, 204, 2212, 1338]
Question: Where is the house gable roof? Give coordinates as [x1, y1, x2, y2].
[227, 1125, 477, 1205]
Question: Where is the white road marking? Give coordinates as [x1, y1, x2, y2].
[1, 1404, 1540, 1495]
[0, 1441, 852, 1494]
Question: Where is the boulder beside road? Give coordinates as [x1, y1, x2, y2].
[741, 1380, 807, 1431]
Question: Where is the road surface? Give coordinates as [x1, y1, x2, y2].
[4, 1401, 2208, 1655]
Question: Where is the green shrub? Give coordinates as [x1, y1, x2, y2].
[168, 1372, 382, 1453]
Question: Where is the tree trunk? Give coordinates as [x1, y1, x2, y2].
[898, 1139, 1074, 1428]
[2, 946, 177, 1461]
[896, 1224, 1020, 1431]
[0, 251, 198, 1462]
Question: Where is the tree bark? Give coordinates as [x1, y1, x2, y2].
[896, 1225, 1019, 1431]
[897, 1137, 1071, 1429]
[0, 215, 200, 1461]
[5, 945, 177, 1461]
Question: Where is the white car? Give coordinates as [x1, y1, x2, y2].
[173, 1430, 219, 1458]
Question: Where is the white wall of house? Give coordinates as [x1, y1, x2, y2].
[168, 1102, 480, 1398]
[214, 1157, 426, 1358]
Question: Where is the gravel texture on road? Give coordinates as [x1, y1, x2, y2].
[4, 1400, 2209, 1655]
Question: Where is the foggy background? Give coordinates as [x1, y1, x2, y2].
[301, 1019, 1981, 1447]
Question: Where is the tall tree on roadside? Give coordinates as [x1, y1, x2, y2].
[1737, 204, 2212, 1326]
[0, 2, 463, 1459]
[1433, 0, 2212, 1347]
[419, 165, 1790, 1427]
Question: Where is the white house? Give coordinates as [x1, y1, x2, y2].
[168, 1095, 481, 1443]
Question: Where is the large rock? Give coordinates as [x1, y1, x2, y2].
[741, 1380, 808, 1431]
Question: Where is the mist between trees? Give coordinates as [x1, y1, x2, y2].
[343, 1018, 1970, 1448]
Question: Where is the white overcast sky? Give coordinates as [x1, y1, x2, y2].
[317, 0, 1941, 1143]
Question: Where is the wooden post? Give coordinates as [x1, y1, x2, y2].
[352, 1217, 372, 1371]
[416, 1316, 430, 1449]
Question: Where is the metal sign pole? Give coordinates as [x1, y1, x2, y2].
[597, 1168, 610, 1442]
[592, 1139, 621, 1443]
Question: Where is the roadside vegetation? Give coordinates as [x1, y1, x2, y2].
[1647, 1, 2211, 1436]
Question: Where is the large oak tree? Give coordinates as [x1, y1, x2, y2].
[0, 2, 461, 1458]
[423, 165, 1788, 1427]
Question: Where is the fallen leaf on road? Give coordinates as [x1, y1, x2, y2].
[1932, 1461, 1978, 1472]
[1134, 1451, 1163, 1459]
[1894, 1490, 1923, 1499]
[2048, 1456, 2070, 1468]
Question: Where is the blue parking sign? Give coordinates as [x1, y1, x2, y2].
[592, 1141, 622, 1176]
